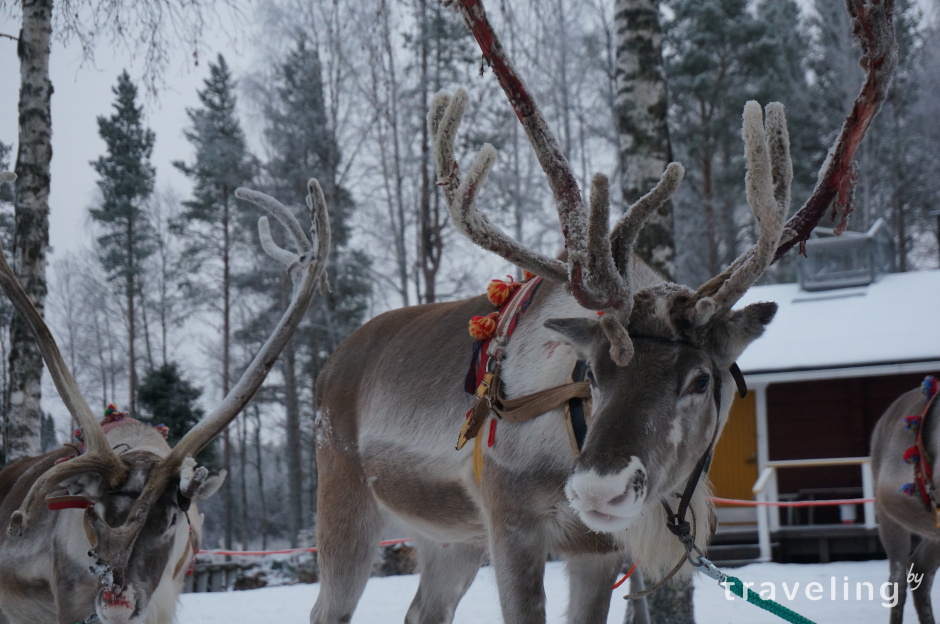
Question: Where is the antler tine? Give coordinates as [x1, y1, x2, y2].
[774, 0, 896, 258]
[610, 162, 685, 278]
[694, 102, 790, 322]
[164, 179, 330, 467]
[0, 172, 128, 536]
[447, 0, 646, 315]
[583, 173, 628, 309]
[429, 89, 568, 282]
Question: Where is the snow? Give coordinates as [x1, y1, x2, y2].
[734, 269, 940, 375]
[178, 559, 931, 623]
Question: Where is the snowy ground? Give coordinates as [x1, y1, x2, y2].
[178, 559, 929, 623]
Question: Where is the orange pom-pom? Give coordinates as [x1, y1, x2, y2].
[486, 276, 521, 307]
[522, 270, 537, 282]
[469, 312, 500, 340]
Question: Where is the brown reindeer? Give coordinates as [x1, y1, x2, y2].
[0, 174, 330, 624]
[872, 377, 940, 624]
[310, 2, 894, 623]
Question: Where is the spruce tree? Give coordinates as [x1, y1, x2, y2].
[174, 53, 255, 550]
[665, 0, 814, 285]
[138, 362, 214, 464]
[90, 70, 156, 416]
[258, 34, 370, 545]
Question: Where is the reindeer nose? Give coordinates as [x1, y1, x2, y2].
[565, 457, 648, 532]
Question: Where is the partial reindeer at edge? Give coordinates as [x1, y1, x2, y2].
[0, 172, 330, 624]
[310, 0, 895, 623]
[872, 377, 940, 624]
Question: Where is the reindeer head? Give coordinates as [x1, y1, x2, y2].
[0, 175, 330, 623]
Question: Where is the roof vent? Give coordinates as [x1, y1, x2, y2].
[797, 219, 895, 291]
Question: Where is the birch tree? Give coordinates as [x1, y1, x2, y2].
[6, 0, 52, 461]
[614, 0, 674, 280]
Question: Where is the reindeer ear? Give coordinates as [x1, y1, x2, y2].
[544, 318, 601, 360]
[179, 463, 226, 505]
[704, 301, 777, 365]
[189, 469, 226, 502]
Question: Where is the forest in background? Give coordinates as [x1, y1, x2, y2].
[0, 0, 938, 550]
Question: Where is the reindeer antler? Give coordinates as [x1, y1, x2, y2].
[0, 175, 130, 537]
[3, 175, 330, 537]
[432, 3, 683, 365]
[774, 0, 897, 258]
[689, 102, 790, 324]
[121, 179, 331, 528]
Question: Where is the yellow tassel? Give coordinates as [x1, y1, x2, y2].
[473, 423, 485, 485]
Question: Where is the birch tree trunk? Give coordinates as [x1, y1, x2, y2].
[614, 0, 674, 280]
[7, 0, 54, 461]
[616, 1, 694, 621]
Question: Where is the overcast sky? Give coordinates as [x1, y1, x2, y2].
[0, 8, 251, 259]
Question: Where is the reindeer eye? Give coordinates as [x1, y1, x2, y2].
[687, 374, 710, 395]
[586, 368, 596, 385]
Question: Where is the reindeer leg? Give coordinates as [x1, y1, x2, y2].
[310, 443, 386, 624]
[563, 552, 622, 624]
[909, 537, 940, 624]
[484, 468, 550, 624]
[404, 537, 486, 624]
[877, 510, 912, 624]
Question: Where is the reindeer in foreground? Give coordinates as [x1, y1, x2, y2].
[0, 173, 330, 624]
[872, 377, 940, 624]
[311, 1, 894, 622]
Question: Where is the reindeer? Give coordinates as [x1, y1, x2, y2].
[872, 378, 940, 624]
[0, 173, 331, 624]
[310, 1, 895, 623]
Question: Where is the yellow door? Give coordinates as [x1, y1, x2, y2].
[709, 393, 758, 506]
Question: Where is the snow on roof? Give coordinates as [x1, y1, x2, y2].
[733, 269, 940, 375]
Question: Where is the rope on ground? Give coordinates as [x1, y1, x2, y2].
[724, 576, 817, 624]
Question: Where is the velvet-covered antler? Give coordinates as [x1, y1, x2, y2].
[430, 4, 683, 365]
[773, 0, 897, 259]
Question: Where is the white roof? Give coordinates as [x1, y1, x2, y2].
[733, 269, 940, 376]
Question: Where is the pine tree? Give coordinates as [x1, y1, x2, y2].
[665, 0, 813, 286]
[174, 54, 255, 549]
[258, 34, 370, 545]
[137, 362, 214, 464]
[90, 70, 156, 416]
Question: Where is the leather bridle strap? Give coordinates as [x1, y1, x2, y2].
[491, 372, 591, 423]
[660, 364, 724, 547]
